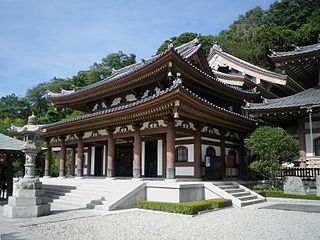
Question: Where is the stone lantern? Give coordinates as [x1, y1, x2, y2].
[3, 114, 51, 218]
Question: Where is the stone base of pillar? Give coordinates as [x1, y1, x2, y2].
[59, 170, 65, 178]
[3, 179, 50, 218]
[44, 170, 50, 177]
[166, 168, 175, 179]
[133, 169, 141, 178]
[106, 169, 115, 178]
[76, 169, 83, 178]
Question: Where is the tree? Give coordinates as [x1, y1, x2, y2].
[245, 126, 299, 186]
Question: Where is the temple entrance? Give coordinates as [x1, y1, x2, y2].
[115, 142, 133, 177]
[144, 141, 158, 177]
[204, 147, 222, 180]
[94, 146, 103, 176]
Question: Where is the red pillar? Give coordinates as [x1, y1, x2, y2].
[44, 139, 51, 177]
[107, 129, 115, 178]
[59, 136, 66, 178]
[133, 125, 142, 178]
[194, 129, 202, 179]
[166, 122, 176, 179]
[76, 133, 84, 178]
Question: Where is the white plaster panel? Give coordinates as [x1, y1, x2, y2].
[201, 137, 220, 142]
[306, 133, 320, 157]
[202, 144, 221, 159]
[142, 142, 145, 176]
[175, 167, 194, 176]
[176, 144, 194, 162]
[157, 140, 163, 176]
[111, 97, 121, 106]
[103, 145, 106, 175]
[98, 129, 108, 136]
[91, 146, 95, 175]
[176, 137, 194, 141]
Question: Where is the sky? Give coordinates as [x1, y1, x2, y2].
[0, 0, 276, 98]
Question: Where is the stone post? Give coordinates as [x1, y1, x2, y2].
[133, 124, 142, 178]
[59, 136, 66, 178]
[106, 128, 115, 178]
[166, 121, 176, 179]
[76, 133, 84, 178]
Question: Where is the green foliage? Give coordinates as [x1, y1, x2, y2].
[245, 126, 299, 162]
[137, 198, 231, 215]
[253, 184, 281, 192]
[12, 158, 24, 175]
[254, 190, 320, 200]
[246, 126, 298, 186]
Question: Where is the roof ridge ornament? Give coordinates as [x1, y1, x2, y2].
[269, 48, 276, 56]
[261, 96, 268, 104]
[167, 39, 174, 50]
[210, 41, 222, 53]
[291, 44, 301, 51]
[173, 72, 183, 86]
[194, 34, 201, 44]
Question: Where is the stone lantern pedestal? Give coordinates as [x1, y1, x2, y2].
[3, 179, 50, 218]
[3, 114, 51, 218]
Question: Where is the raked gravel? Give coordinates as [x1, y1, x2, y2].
[26, 208, 320, 240]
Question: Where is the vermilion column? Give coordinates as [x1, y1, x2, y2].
[194, 129, 202, 179]
[44, 139, 51, 177]
[133, 125, 142, 178]
[87, 145, 92, 176]
[76, 133, 84, 178]
[59, 136, 66, 178]
[71, 147, 76, 176]
[220, 130, 226, 179]
[107, 130, 115, 178]
[166, 122, 176, 179]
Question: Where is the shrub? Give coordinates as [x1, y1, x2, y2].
[205, 198, 232, 208]
[253, 184, 281, 192]
[137, 198, 231, 215]
[254, 190, 266, 197]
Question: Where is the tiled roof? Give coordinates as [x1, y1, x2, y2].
[209, 43, 287, 80]
[270, 43, 320, 58]
[48, 38, 202, 99]
[45, 81, 255, 129]
[212, 70, 245, 81]
[245, 86, 320, 110]
[0, 133, 23, 151]
[48, 38, 258, 100]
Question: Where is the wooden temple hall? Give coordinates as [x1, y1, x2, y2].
[43, 37, 320, 180]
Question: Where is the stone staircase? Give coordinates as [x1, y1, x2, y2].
[41, 178, 145, 211]
[205, 181, 265, 207]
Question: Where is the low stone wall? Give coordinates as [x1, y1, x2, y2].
[284, 176, 318, 195]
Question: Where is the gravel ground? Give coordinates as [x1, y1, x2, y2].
[26, 208, 320, 240]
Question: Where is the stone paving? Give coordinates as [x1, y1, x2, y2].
[0, 199, 320, 240]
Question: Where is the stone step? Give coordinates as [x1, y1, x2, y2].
[231, 191, 251, 197]
[238, 195, 257, 201]
[219, 185, 239, 190]
[44, 190, 69, 196]
[225, 188, 245, 193]
[51, 199, 90, 208]
[240, 199, 265, 207]
[57, 195, 104, 204]
[213, 182, 234, 186]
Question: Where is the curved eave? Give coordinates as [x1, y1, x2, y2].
[208, 49, 288, 82]
[44, 84, 256, 136]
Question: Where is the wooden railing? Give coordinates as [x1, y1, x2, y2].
[281, 168, 320, 180]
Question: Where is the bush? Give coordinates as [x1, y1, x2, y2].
[205, 198, 232, 208]
[253, 184, 281, 192]
[253, 190, 320, 200]
[137, 198, 231, 215]
[254, 190, 266, 197]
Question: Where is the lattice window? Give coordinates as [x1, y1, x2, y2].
[176, 146, 188, 162]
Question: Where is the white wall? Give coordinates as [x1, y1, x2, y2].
[175, 167, 194, 176]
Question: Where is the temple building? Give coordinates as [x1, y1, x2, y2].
[44, 38, 260, 180]
[43, 38, 320, 181]
[244, 42, 320, 167]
